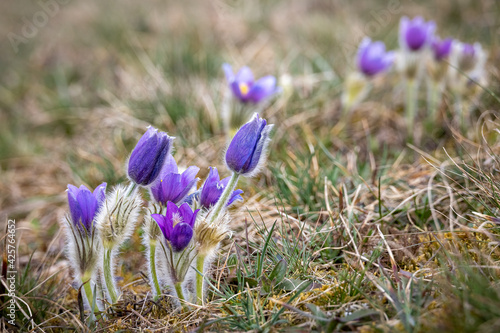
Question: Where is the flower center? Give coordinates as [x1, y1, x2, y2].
[239, 82, 250, 96]
[172, 212, 183, 226]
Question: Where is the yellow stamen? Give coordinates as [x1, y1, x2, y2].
[239, 82, 249, 96]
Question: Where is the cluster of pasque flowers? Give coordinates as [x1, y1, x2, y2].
[342, 16, 488, 130]
[63, 112, 273, 315]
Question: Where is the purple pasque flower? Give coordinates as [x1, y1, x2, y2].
[67, 183, 107, 231]
[150, 155, 200, 205]
[356, 37, 395, 77]
[200, 167, 243, 209]
[431, 37, 453, 61]
[151, 202, 200, 252]
[223, 63, 279, 104]
[225, 113, 273, 177]
[399, 16, 435, 51]
[455, 42, 485, 71]
[128, 126, 173, 186]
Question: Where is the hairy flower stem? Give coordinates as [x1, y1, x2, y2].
[208, 172, 239, 225]
[103, 248, 118, 304]
[222, 86, 232, 137]
[454, 93, 466, 133]
[195, 172, 239, 305]
[196, 254, 206, 305]
[174, 282, 188, 311]
[405, 79, 417, 135]
[149, 241, 162, 301]
[82, 271, 97, 320]
[427, 81, 441, 122]
[125, 182, 138, 197]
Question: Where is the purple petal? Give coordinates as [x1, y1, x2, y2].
[405, 26, 427, 50]
[67, 184, 79, 199]
[225, 114, 271, 175]
[222, 63, 234, 82]
[181, 166, 200, 188]
[358, 40, 386, 76]
[235, 66, 254, 83]
[152, 214, 171, 240]
[220, 176, 230, 188]
[178, 202, 195, 227]
[166, 201, 179, 226]
[191, 209, 200, 226]
[160, 173, 183, 204]
[174, 178, 199, 204]
[128, 127, 173, 186]
[200, 167, 224, 208]
[359, 40, 394, 76]
[431, 37, 453, 61]
[230, 81, 250, 102]
[228, 189, 244, 207]
[399, 16, 409, 47]
[356, 37, 372, 63]
[206, 167, 220, 183]
[248, 76, 278, 103]
[162, 154, 179, 175]
[76, 188, 97, 230]
[93, 182, 107, 208]
[462, 43, 476, 58]
[150, 159, 198, 205]
[243, 122, 272, 173]
[67, 184, 82, 227]
[399, 16, 435, 51]
[170, 223, 193, 252]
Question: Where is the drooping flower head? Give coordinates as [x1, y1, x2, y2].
[150, 155, 200, 206]
[67, 183, 107, 232]
[128, 126, 174, 186]
[399, 16, 436, 52]
[225, 113, 273, 177]
[200, 167, 243, 209]
[431, 37, 453, 61]
[152, 202, 200, 252]
[223, 63, 280, 104]
[356, 37, 395, 77]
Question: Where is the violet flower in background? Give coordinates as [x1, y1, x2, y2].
[356, 37, 395, 77]
[426, 36, 453, 120]
[431, 37, 453, 61]
[67, 183, 107, 231]
[452, 41, 486, 73]
[399, 16, 436, 52]
[128, 126, 173, 186]
[152, 202, 200, 252]
[150, 155, 200, 206]
[448, 40, 488, 129]
[223, 63, 279, 104]
[200, 167, 243, 209]
[225, 113, 273, 177]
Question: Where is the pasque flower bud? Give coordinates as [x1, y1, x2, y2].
[225, 113, 273, 177]
[128, 126, 174, 186]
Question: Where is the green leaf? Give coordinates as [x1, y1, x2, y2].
[268, 259, 288, 283]
[277, 278, 313, 291]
